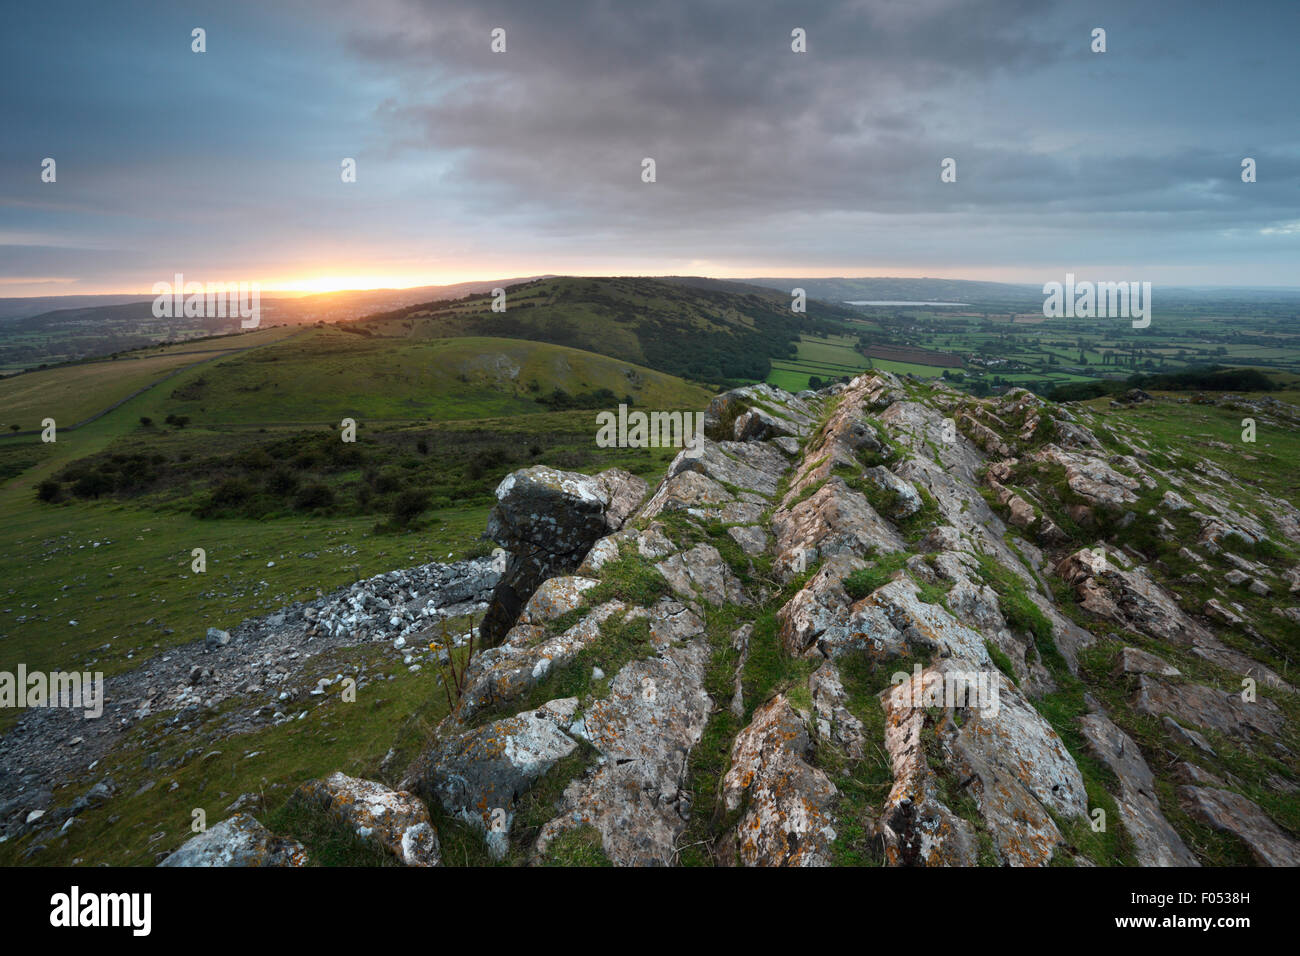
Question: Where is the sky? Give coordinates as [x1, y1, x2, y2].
[2, 0, 1298, 296]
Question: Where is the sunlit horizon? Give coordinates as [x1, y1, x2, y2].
[8, 264, 1300, 300]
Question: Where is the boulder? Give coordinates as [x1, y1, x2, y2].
[404, 699, 579, 859]
[481, 466, 646, 645]
[1178, 787, 1300, 866]
[722, 696, 838, 866]
[292, 772, 440, 866]
[158, 814, 306, 867]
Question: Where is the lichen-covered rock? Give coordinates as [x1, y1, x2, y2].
[1079, 712, 1198, 866]
[727, 524, 768, 556]
[1132, 675, 1285, 741]
[866, 578, 993, 666]
[1113, 646, 1181, 678]
[640, 468, 734, 518]
[535, 641, 713, 865]
[518, 575, 600, 625]
[457, 600, 625, 719]
[946, 672, 1089, 866]
[481, 466, 645, 644]
[878, 667, 980, 866]
[723, 696, 838, 866]
[668, 438, 788, 497]
[404, 699, 579, 859]
[293, 772, 440, 866]
[809, 663, 866, 760]
[862, 465, 923, 518]
[776, 553, 905, 659]
[158, 813, 307, 867]
[773, 477, 905, 576]
[1033, 445, 1142, 506]
[1178, 786, 1300, 866]
[655, 543, 746, 607]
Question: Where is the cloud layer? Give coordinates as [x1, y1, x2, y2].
[2, 0, 1298, 293]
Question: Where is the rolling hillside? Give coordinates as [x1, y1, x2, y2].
[147, 327, 709, 425]
[362, 276, 861, 385]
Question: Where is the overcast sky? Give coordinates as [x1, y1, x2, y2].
[2, 0, 1298, 295]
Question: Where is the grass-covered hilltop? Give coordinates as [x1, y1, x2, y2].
[0, 276, 1297, 866]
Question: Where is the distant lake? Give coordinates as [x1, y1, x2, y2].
[845, 300, 971, 307]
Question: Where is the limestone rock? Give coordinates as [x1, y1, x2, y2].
[293, 772, 440, 866]
[1178, 786, 1300, 866]
[158, 814, 306, 867]
[723, 696, 838, 866]
[404, 699, 579, 859]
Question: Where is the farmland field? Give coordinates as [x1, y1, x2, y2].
[0, 326, 301, 430]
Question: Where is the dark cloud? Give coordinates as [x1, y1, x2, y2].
[1, 0, 1298, 291]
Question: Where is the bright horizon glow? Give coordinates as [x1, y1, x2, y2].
[6, 264, 1300, 300]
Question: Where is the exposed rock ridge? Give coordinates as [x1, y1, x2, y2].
[161, 374, 1300, 867]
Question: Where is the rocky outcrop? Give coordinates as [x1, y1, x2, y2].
[535, 641, 713, 865]
[158, 814, 307, 867]
[188, 372, 1299, 870]
[292, 772, 441, 866]
[1079, 712, 1198, 866]
[723, 696, 839, 866]
[403, 699, 580, 859]
[1177, 787, 1300, 866]
[481, 466, 647, 644]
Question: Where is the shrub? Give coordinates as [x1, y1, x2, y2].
[266, 468, 299, 496]
[294, 482, 334, 511]
[373, 469, 403, 494]
[210, 477, 255, 508]
[390, 489, 430, 526]
[72, 470, 114, 499]
[36, 479, 63, 503]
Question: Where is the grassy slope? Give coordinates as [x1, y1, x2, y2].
[0, 326, 300, 429]
[1, 330, 709, 669]
[365, 275, 860, 384]
[150, 327, 711, 425]
[0, 310, 718, 865]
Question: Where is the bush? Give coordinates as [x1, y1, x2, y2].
[373, 469, 403, 494]
[266, 468, 299, 496]
[36, 479, 63, 503]
[210, 477, 255, 508]
[390, 488, 430, 526]
[72, 470, 114, 499]
[294, 482, 334, 511]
